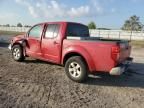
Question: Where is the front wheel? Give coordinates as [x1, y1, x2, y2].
[65, 56, 88, 83]
[12, 45, 25, 62]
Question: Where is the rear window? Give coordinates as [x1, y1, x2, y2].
[45, 24, 60, 38]
[66, 23, 90, 37]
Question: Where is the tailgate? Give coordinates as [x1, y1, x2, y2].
[119, 42, 131, 63]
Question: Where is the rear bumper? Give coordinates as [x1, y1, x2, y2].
[110, 57, 133, 75]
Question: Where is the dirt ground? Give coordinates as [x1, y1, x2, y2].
[0, 36, 144, 108]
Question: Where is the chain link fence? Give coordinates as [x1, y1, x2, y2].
[90, 29, 144, 40]
[0, 26, 30, 32]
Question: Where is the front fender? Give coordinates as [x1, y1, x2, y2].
[12, 39, 27, 48]
[62, 45, 96, 72]
[11, 39, 27, 56]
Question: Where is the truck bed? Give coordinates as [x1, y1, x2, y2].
[67, 36, 129, 44]
[64, 36, 131, 72]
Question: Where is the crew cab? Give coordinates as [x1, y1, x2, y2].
[8, 22, 133, 82]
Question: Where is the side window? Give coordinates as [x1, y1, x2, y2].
[45, 24, 60, 38]
[29, 25, 43, 38]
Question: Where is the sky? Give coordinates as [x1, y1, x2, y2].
[0, 0, 144, 29]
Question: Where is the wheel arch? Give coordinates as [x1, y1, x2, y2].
[12, 42, 23, 49]
[63, 52, 87, 66]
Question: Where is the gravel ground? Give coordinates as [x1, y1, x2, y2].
[0, 35, 144, 108]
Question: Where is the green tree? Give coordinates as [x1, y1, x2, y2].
[88, 21, 96, 29]
[5, 24, 10, 27]
[122, 15, 143, 31]
[17, 23, 23, 27]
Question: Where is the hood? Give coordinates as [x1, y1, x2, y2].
[15, 33, 25, 38]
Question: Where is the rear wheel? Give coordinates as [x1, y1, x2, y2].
[65, 56, 88, 83]
[12, 45, 25, 62]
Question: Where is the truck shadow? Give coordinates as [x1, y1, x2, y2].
[24, 60, 144, 89]
[86, 63, 144, 88]
[14, 59, 144, 89]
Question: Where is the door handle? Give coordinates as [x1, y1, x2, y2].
[53, 41, 59, 45]
[36, 40, 40, 42]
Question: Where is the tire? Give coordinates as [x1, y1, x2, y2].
[12, 45, 25, 62]
[65, 56, 88, 83]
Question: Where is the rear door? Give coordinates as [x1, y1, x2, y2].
[41, 24, 62, 63]
[26, 24, 44, 58]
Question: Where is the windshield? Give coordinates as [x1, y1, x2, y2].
[66, 23, 90, 37]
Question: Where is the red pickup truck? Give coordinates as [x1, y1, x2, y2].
[9, 22, 133, 82]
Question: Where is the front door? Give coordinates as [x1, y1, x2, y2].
[26, 24, 43, 58]
[41, 24, 61, 63]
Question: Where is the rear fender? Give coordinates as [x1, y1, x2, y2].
[62, 46, 96, 72]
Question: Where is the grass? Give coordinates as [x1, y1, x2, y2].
[0, 30, 25, 35]
[131, 41, 144, 48]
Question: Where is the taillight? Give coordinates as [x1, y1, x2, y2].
[112, 46, 120, 54]
[111, 46, 120, 62]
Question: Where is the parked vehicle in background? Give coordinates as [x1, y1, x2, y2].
[8, 22, 133, 82]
